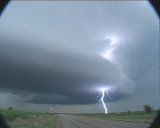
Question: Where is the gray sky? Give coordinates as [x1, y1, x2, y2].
[0, 1, 159, 113]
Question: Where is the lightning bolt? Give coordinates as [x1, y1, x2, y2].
[99, 88, 111, 114]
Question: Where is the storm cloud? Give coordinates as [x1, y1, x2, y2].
[0, 29, 134, 104]
[0, 1, 159, 112]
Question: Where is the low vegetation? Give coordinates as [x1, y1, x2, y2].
[0, 108, 159, 127]
[0, 109, 59, 128]
[143, 104, 153, 113]
[76, 110, 159, 124]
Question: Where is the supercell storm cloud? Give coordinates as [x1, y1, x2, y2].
[0, 30, 134, 104]
[0, 0, 159, 111]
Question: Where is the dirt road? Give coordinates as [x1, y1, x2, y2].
[59, 114, 149, 128]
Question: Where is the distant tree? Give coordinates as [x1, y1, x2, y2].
[143, 104, 153, 113]
[127, 111, 131, 114]
[8, 107, 13, 110]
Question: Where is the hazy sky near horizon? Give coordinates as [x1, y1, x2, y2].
[0, 1, 159, 113]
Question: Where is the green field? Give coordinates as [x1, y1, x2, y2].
[0, 109, 159, 127]
[0, 109, 59, 128]
[76, 110, 159, 124]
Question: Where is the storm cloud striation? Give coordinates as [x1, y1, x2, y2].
[0, 1, 159, 112]
[0, 30, 134, 104]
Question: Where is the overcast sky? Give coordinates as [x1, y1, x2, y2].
[0, 1, 159, 113]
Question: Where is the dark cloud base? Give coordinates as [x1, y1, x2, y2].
[0, 33, 133, 104]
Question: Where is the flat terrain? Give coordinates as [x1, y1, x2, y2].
[59, 114, 149, 128]
[11, 114, 59, 128]
[75, 111, 158, 124]
[0, 109, 59, 128]
[0, 109, 158, 128]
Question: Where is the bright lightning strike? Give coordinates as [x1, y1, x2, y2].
[101, 35, 125, 63]
[98, 87, 112, 114]
[101, 48, 113, 62]
[101, 35, 119, 62]
[109, 36, 119, 45]
[99, 88, 108, 114]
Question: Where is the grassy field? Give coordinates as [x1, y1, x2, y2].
[0, 109, 59, 128]
[76, 110, 159, 124]
[0, 109, 159, 127]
